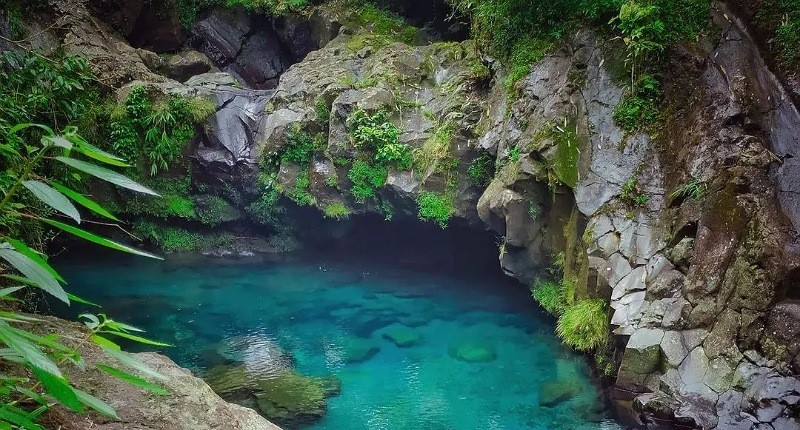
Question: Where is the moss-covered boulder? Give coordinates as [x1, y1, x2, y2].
[539, 380, 580, 407]
[382, 325, 422, 347]
[448, 343, 497, 363]
[204, 364, 259, 397]
[255, 371, 338, 425]
[342, 338, 380, 363]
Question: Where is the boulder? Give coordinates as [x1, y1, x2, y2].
[382, 325, 422, 347]
[255, 371, 338, 425]
[619, 328, 665, 375]
[166, 50, 214, 82]
[342, 338, 380, 363]
[448, 343, 497, 363]
[539, 380, 580, 407]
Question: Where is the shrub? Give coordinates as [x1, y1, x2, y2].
[468, 152, 496, 187]
[613, 74, 661, 132]
[376, 141, 413, 170]
[282, 127, 320, 165]
[556, 299, 609, 351]
[290, 169, 315, 206]
[315, 98, 331, 127]
[323, 203, 351, 219]
[111, 85, 212, 176]
[416, 191, 454, 228]
[348, 109, 401, 151]
[532, 278, 568, 315]
[348, 160, 388, 202]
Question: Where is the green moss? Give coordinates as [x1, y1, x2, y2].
[322, 203, 351, 219]
[133, 221, 231, 252]
[124, 177, 196, 219]
[504, 37, 551, 97]
[255, 371, 332, 423]
[416, 191, 453, 228]
[544, 119, 582, 188]
[556, 299, 608, 351]
[195, 195, 238, 226]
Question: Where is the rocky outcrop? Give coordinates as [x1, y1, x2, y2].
[31, 317, 282, 430]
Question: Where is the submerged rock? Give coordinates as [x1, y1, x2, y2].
[341, 338, 380, 363]
[255, 371, 339, 425]
[448, 343, 497, 363]
[382, 325, 422, 347]
[539, 380, 580, 408]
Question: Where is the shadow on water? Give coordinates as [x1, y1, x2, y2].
[50, 215, 624, 430]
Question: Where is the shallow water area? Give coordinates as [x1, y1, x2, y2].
[55, 247, 622, 430]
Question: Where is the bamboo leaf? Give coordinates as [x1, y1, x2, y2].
[73, 141, 129, 167]
[0, 321, 62, 377]
[74, 388, 119, 419]
[91, 334, 120, 351]
[99, 330, 171, 347]
[67, 293, 100, 307]
[39, 219, 162, 260]
[50, 182, 120, 222]
[98, 345, 166, 381]
[0, 286, 25, 298]
[0, 245, 68, 303]
[31, 367, 83, 413]
[8, 238, 66, 283]
[96, 364, 168, 395]
[22, 180, 81, 223]
[0, 404, 44, 430]
[55, 157, 159, 196]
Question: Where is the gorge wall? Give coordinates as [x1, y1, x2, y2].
[4, 0, 800, 428]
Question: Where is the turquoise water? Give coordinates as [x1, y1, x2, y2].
[55, 252, 621, 430]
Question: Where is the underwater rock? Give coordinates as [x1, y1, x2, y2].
[382, 325, 422, 347]
[255, 371, 338, 425]
[448, 343, 497, 363]
[204, 364, 259, 396]
[539, 380, 580, 407]
[342, 338, 380, 363]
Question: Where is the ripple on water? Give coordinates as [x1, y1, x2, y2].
[55, 256, 623, 430]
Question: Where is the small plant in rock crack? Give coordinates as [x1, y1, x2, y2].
[620, 176, 649, 207]
[670, 179, 706, 200]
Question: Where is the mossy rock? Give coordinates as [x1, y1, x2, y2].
[255, 371, 336, 424]
[539, 380, 580, 407]
[448, 343, 497, 363]
[382, 325, 422, 347]
[204, 364, 259, 396]
[342, 338, 380, 363]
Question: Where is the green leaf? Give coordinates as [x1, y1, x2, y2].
[9, 123, 53, 136]
[98, 345, 166, 381]
[55, 157, 159, 196]
[99, 330, 171, 347]
[0, 311, 41, 323]
[105, 320, 144, 333]
[74, 141, 129, 167]
[48, 136, 73, 150]
[91, 335, 120, 351]
[74, 388, 118, 418]
[0, 321, 62, 377]
[96, 364, 168, 395]
[22, 180, 81, 223]
[31, 367, 83, 413]
[67, 293, 100, 307]
[8, 238, 66, 283]
[39, 219, 163, 260]
[50, 182, 120, 222]
[0, 286, 25, 298]
[0, 245, 68, 303]
[0, 404, 44, 430]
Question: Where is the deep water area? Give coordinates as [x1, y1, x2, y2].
[53, 220, 622, 430]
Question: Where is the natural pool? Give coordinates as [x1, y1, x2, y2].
[54, 228, 622, 430]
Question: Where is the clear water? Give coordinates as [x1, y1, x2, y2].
[54, 252, 622, 430]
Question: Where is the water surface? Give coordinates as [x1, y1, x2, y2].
[55, 250, 620, 430]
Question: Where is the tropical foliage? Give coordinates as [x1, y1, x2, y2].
[0, 124, 170, 428]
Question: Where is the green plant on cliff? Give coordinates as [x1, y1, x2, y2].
[620, 176, 649, 207]
[754, 0, 800, 68]
[556, 299, 609, 351]
[345, 109, 411, 202]
[532, 278, 569, 315]
[322, 203, 351, 219]
[670, 178, 706, 200]
[613, 74, 661, 133]
[110, 85, 214, 176]
[282, 127, 323, 166]
[0, 124, 171, 428]
[416, 191, 454, 228]
[468, 152, 496, 187]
